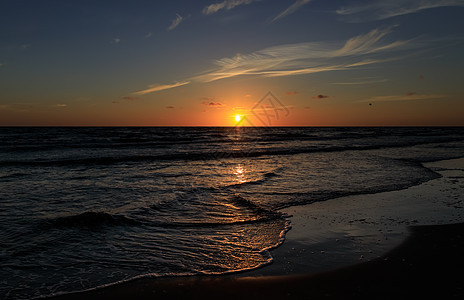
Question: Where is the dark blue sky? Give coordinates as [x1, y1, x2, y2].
[1, 0, 464, 125]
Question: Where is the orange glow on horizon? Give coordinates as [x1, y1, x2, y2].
[1, 88, 463, 126]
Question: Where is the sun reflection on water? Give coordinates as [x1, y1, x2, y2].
[234, 164, 246, 184]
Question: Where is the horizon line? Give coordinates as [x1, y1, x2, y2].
[1, 125, 463, 128]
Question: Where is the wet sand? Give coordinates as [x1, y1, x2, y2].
[49, 222, 464, 299]
[50, 158, 464, 299]
[250, 157, 464, 276]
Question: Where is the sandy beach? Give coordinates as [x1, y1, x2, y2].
[48, 157, 464, 299]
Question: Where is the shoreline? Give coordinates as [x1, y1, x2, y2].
[49, 157, 464, 299]
[247, 157, 464, 276]
[49, 222, 464, 299]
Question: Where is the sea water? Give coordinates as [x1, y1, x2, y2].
[1, 127, 463, 299]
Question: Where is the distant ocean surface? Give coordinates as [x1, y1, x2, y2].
[1, 127, 464, 299]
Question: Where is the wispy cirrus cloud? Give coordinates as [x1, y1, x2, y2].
[273, 0, 312, 22]
[135, 27, 418, 95]
[203, 0, 258, 15]
[133, 81, 190, 95]
[358, 93, 448, 103]
[332, 26, 408, 56]
[337, 0, 464, 22]
[168, 14, 183, 31]
[193, 26, 413, 82]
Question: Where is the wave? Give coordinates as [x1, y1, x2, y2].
[40, 194, 283, 231]
[2, 137, 462, 167]
[229, 194, 273, 214]
[147, 214, 284, 229]
[245, 169, 441, 211]
[0, 172, 29, 179]
[144, 194, 283, 228]
[41, 212, 140, 229]
[227, 171, 279, 187]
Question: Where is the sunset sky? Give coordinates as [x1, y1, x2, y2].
[1, 0, 464, 126]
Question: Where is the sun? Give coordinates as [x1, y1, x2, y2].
[234, 114, 242, 122]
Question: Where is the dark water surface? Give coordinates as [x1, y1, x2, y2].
[1, 127, 463, 299]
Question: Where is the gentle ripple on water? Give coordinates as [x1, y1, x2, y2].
[0, 127, 464, 299]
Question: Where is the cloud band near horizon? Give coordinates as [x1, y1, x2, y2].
[358, 93, 447, 103]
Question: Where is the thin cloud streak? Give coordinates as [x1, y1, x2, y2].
[168, 14, 183, 31]
[358, 93, 448, 103]
[0, 103, 32, 113]
[337, 0, 464, 22]
[122, 96, 141, 101]
[133, 81, 190, 95]
[203, 0, 258, 15]
[332, 27, 407, 56]
[331, 79, 388, 85]
[273, 0, 312, 22]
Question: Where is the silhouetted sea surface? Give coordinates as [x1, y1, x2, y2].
[1, 127, 463, 299]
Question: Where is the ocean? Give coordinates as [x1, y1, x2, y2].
[1, 127, 463, 299]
